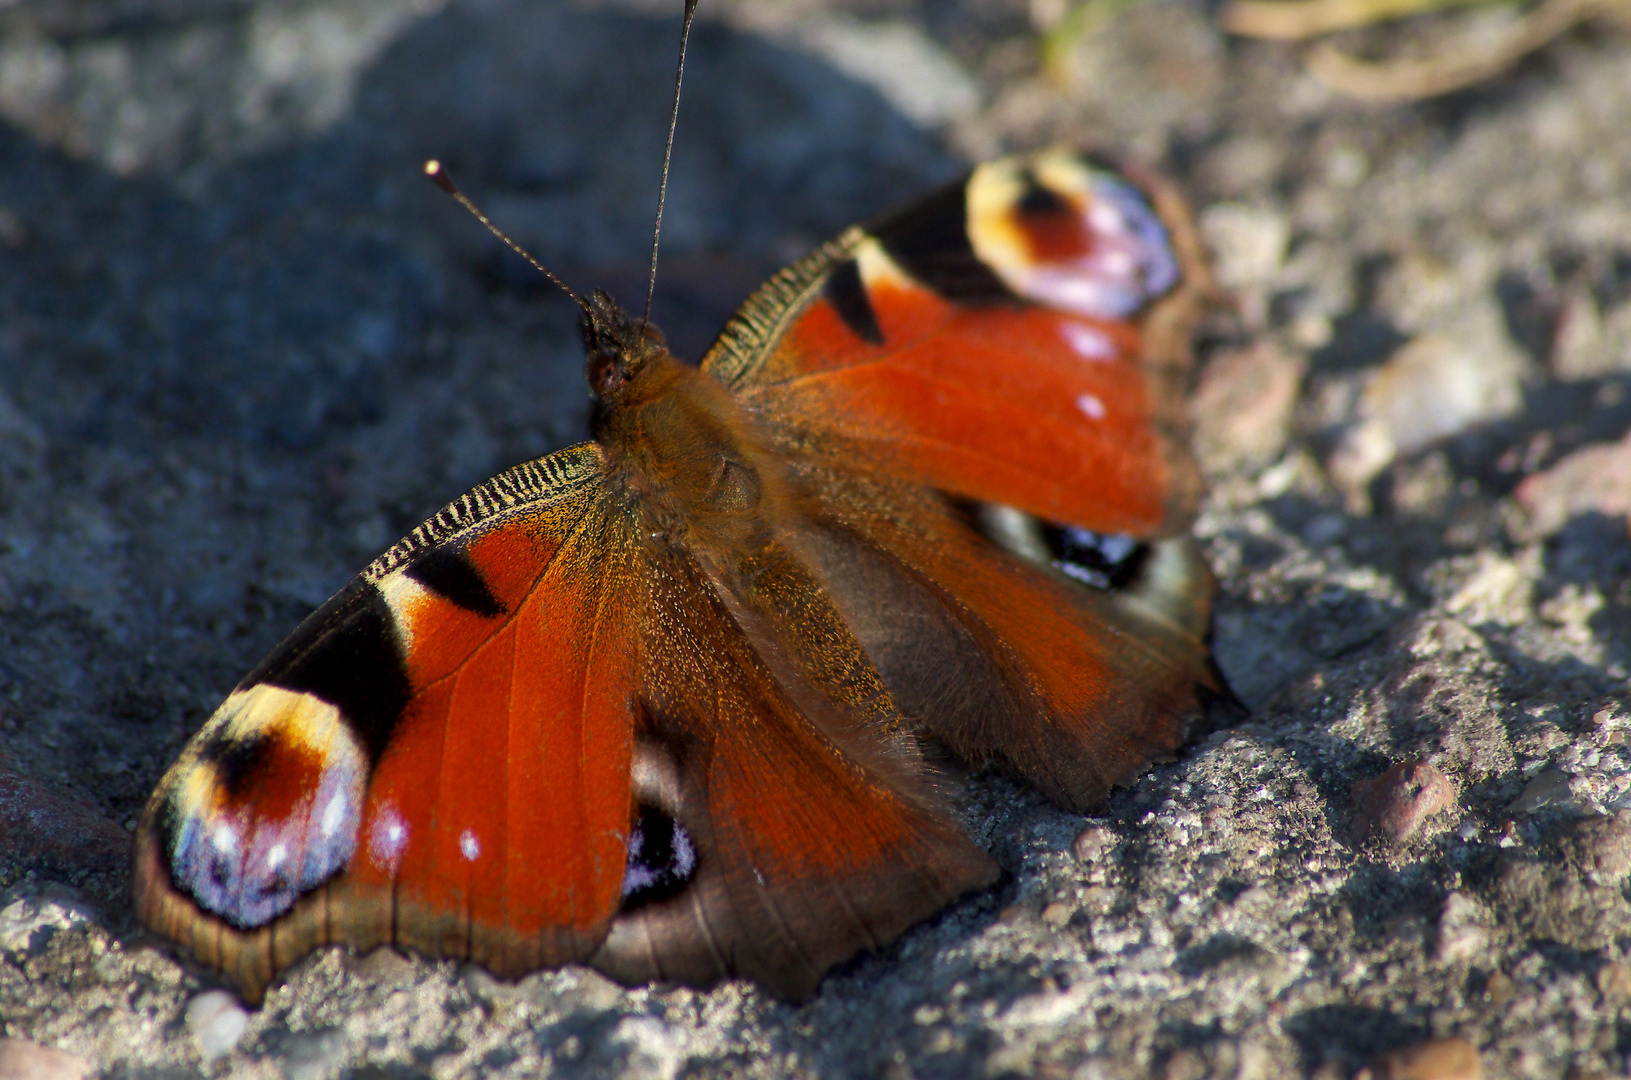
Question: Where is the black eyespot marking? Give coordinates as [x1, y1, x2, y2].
[406, 547, 505, 618]
[1046, 526, 1150, 591]
[620, 804, 697, 910]
[871, 182, 1016, 306]
[244, 579, 410, 763]
[823, 259, 884, 345]
[195, 729, 272, 798]
[1016, 169, 1070, 218]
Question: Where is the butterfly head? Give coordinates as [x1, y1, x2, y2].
[583, 289, 673, 405]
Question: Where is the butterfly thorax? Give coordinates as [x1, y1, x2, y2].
[583, 295, 781, 550]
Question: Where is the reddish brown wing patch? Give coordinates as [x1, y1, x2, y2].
[852, 484, 1218, 811]
[353, 510, 637, 972]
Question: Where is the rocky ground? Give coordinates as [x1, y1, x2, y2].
[0, 0, 1629, 1076]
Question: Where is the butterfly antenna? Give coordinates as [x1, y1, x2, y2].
[423, 159, 590, 315]
[640, 0, 700, 344]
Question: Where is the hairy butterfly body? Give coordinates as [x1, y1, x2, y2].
[135, 147, 1227, 1003]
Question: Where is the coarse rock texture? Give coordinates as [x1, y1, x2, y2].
[1, 0, 1629, 1076]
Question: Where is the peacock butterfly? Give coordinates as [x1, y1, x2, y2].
[132, 20, 1227, 1001]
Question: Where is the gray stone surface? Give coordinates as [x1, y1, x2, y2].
[1, 0, 1628, 1076]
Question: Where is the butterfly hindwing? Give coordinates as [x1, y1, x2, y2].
[593, 532, 996, 999]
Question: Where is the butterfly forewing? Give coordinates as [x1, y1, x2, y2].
[136, 444, 640, 1000]
[703, 147, 1209, 539]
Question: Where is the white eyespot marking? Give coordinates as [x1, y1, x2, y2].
[672, 827, 696, 879]
[211, 823, 239, 854]
[1060, 320, 1117, 361]
[1076, 393, 1107, 420]
[1101, 249, 1135, 277]
[367, 803, 409, 873]
[459, 829, 481, 862]
[265, 842, 287, 872]
[1088, 200, 1123, 234]
[318, 789, 348, 838]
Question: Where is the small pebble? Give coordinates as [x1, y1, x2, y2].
[1040, 902, 1071, 927]
[1434, 892, 1488, 964]
[461, 963, 512, 1002]
[1071, 825, 1115, 863]
[1481, 971, 1515, 1007]
[1561, 810, 1631, 884]
[1190, 342, 1304, 468]
[0, 889, 98, 955]
[1198, 202, 1290, 288]
[1350, 760, 1456, 843]
[1363, 1037, 1482, 1080]
[1513, 429, 1631, 537]
[1596, 961, 1631, 1005]
[349, 945, 416, 986]
[1079, 886, 1111, 912]
[1507, 770, 1574, 815]
[0, 1038, 90, 1080]
[185, 990, 249, 1063]
[1162, 1048, 1207, 1080]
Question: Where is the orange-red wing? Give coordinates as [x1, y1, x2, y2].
[702, 148, 1208, 538]
[134, 444, 640, 1002]
[591, 538, 996, 1000]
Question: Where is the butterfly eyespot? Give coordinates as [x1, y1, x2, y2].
[1015, 172, 1073, 219]
[620, 803, 698, 910]
[1049, 526, 1148, 591]
[971, 503, 1149, 593]
[158, 686, 367, 928]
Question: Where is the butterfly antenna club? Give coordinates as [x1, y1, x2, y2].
[640, 0, 701, 345]
[423, 159, 590, 315]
